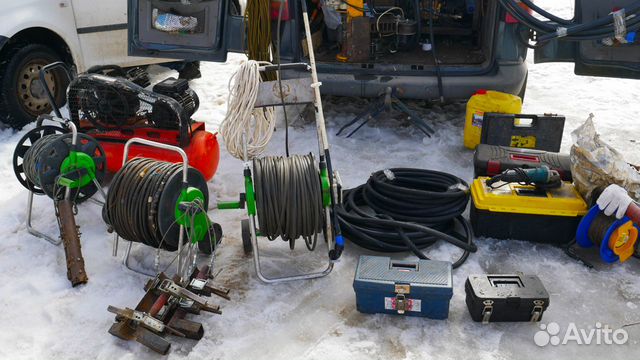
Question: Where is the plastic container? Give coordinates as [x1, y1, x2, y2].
[464, 90, 522, 150]
[353, 256, 453, 319]
[470, 177, 588, 244]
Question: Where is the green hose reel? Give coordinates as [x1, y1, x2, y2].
[57, 151, 98, 189]
[175, 186, 211, 244]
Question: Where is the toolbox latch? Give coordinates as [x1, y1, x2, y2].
[530, 300, 545, 322]
[395, 284, 411, 294]
[394, 284, 410, 315]
[396, 294, 407, 314]
[482, 300, 494, 324]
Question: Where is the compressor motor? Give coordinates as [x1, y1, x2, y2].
[151, 77, 200, 128]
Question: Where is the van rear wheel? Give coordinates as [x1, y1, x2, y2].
[0, 43, 69, 129]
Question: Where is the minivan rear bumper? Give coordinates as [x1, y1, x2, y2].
[316, 62, 528, 101]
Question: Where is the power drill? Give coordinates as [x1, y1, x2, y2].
[485, 166, 562, 189]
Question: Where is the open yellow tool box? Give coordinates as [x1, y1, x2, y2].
[470, 177, 589, 244]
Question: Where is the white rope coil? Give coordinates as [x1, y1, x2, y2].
[221, 60, 276, 160]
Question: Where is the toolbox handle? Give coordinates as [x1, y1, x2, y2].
[390, 261, 419, 272]
[509, 153, 540, 163]
[512, 114, 539, 129]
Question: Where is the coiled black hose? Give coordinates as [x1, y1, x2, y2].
[23, 134, 61, 188]
[336, 168, 477, 268]
[253, 154, 324, 251]
[104, 158, 183, 251]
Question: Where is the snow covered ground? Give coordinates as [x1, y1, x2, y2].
[2, 1, 640, 358]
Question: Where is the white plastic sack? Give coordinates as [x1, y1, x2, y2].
[570, 113, 640, 204]
[321, 0, 342, 30]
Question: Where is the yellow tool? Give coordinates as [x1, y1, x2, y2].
[336, 0, 365, 62]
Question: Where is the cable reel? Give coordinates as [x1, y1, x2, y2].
[107, 138, 222, 280]
[13, 121, 106, 203]
[12, 116, 107, 245]
[576, 206, 639, 263]
[220, 152, 342, 283]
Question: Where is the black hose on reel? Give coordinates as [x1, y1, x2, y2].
[14, 127, 106, 202]
[252, 154, 324, 251]
[103, 158, 210, 252]
[336, 168, 477, 268]
[23, 134, 61, 191]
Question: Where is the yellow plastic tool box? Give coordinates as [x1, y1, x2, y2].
[470, 177, 588, 244]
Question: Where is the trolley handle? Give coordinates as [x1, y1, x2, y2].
[39, 62, 74, 119]
[122, 138, 189, 184]
[35, 114, 79, 148]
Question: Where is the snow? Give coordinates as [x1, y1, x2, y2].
[2, 1, 640, 358]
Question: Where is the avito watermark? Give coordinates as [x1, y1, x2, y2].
[534, 322, 628, 347]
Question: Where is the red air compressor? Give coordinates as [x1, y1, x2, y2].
[68, 74, 220, 180]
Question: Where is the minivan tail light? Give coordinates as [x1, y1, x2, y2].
[271, 0, 291, 21]
[505, 0, 533, 24]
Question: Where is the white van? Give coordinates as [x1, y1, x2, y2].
[0, 0, 185, 128]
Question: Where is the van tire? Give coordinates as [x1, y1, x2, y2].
[0, 43, 69, 129]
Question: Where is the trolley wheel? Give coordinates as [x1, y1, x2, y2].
[241, 219, 252, 255]
[198, 222, 223, 255]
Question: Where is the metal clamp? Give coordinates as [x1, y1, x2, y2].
[133, 310, 166, 333]
[482, 300, 494, 324]
[158, 278, 219, 313]
[531, 300, 545, 322]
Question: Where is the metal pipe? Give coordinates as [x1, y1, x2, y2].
[300, 0, 330, 154]
[112, 234, 119, 257]
[176, 226, 185, 282]
[66, 120, 78, 147]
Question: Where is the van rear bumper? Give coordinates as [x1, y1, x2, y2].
[316, 62, 528, 101]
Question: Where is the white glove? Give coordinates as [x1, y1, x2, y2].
[597, 184, 633, 219]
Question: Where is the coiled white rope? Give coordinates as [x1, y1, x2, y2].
[221, 60, 276, 160]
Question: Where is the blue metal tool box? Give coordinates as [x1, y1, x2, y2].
[353, 256, 453, 319]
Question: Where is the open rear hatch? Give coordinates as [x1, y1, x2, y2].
[535, 0, 640, 79]
[311, 0, 497, 70]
